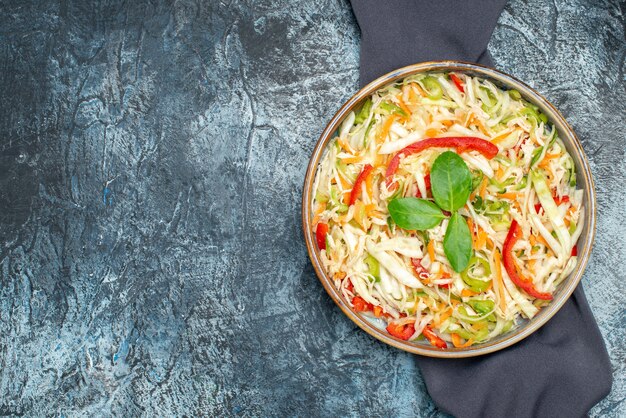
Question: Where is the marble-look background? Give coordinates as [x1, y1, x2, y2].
[0, 0, 624, 416]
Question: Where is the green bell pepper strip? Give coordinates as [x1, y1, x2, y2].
[461, 256, 492, 292]
[502, 320, 514, 333]
[315, 190, 329, 203]
[457, 306, 495, 323]
[514, 175, 528, 190]
[468, 299, 495, 315]
[422, 76, 443, 100]
[508, 89, 522, 100]
[364, 254, 380, 282]
[354, 99, 372, 125]
[336, 159, 356, 182]
[329, 187, 348, 214]
[451, 322, 490, 341]
[378, 101, 407, 117]
[468, 299, 496, 322]
[519, 105, 548, 125]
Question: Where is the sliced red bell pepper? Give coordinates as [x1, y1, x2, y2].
[553, 195, 570, 205]
[502, 220, 553, 300]
[385, 137, 498, 188]
[450, 73, 465, 93]
[349, 164, 373, 205]
[352, 296, 374, 312]
[316, 222, 329, 250]
[411, 258, 430, 280]
[571, 246, 577, 256]
[534, 194, 570, 214]
[422, 325, 448, 349]
[386, 322, 415, 341]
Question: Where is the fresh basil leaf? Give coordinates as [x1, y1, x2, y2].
[431, 151, 472, 212]
[388, 197, 446, 231]
[443, 212, 473, 272]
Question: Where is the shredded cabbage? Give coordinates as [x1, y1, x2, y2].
[311, 72, 585, 348]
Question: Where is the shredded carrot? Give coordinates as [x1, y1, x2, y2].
[475, 228, 487, 249]
[337, 137, 355, 155]
[377, 114, 400, 143]
[337, 173, 352, 191]
[528, 258, 537, 272]
[536, 233, 549, 247]
[461, 338, 474, 348]
[451, 333, 463, 348]
[374, 153, 390, 169]
[473, 116, 490, 136]
[538, 159, 554, 179]
[493, 249, 506, 313]
[427, 240, 435, 262]
[396, 94, 412, 117]
[543, 153, 561, 160]
[495, 166, 504, 181]
[411, 82, 427, 98]
[311, 202, 327, 227]
[498, 192, 520, 200]
[491, 129, 513, 144]
[407, 86, 418, 103]
[373, 306, 383, 317]
[451, 333, 474, 348]
[339, 155, 364, 164]
[479, 177, 488, 199]
[467, 217, 476, 249]
[441, 119, 454, 127]
[529, 234, 537, 246]
[368, 210, 385, 219]
[365, 171, 374, 202]
[425, 128, 440, 137]
[461, 288, 479, 297]
[472, 321, 488, 331]
[434, 308, 453, 327]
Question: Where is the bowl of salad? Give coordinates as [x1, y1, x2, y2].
[302, 61, 596, 357]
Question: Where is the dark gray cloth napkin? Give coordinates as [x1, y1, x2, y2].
[349, 1, 613, 417]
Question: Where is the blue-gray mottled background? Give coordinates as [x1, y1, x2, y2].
[0, 0, 624, 416]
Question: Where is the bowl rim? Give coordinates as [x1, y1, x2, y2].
[301, 60, 596, 358]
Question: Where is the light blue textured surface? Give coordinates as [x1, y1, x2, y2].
[0, 0, 624, 416]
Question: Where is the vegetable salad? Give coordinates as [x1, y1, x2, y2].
[311, 72, 584, 349]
